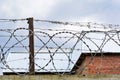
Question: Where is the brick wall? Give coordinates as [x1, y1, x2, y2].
[76, 54, 120, 75]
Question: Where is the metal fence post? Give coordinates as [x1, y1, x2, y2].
[27, 17, 35, 75]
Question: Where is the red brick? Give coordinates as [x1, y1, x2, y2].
[76, 54, 120, 75]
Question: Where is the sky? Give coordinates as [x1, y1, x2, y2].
[0, 0, 120, 24]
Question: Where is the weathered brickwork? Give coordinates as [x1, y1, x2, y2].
[76, 53, 120, 75]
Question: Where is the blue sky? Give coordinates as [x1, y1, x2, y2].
[0, 0, 120, 24]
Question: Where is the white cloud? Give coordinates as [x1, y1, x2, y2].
[112, 0, 120, 3]
[79, 14, 104, 23]
[0, 0, 60, 18]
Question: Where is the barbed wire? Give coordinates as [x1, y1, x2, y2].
[34, 19, 120, 30]
[0, 18, 27, 22]
[1, 18, 120, 30]
[0, 18, 120, 75]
